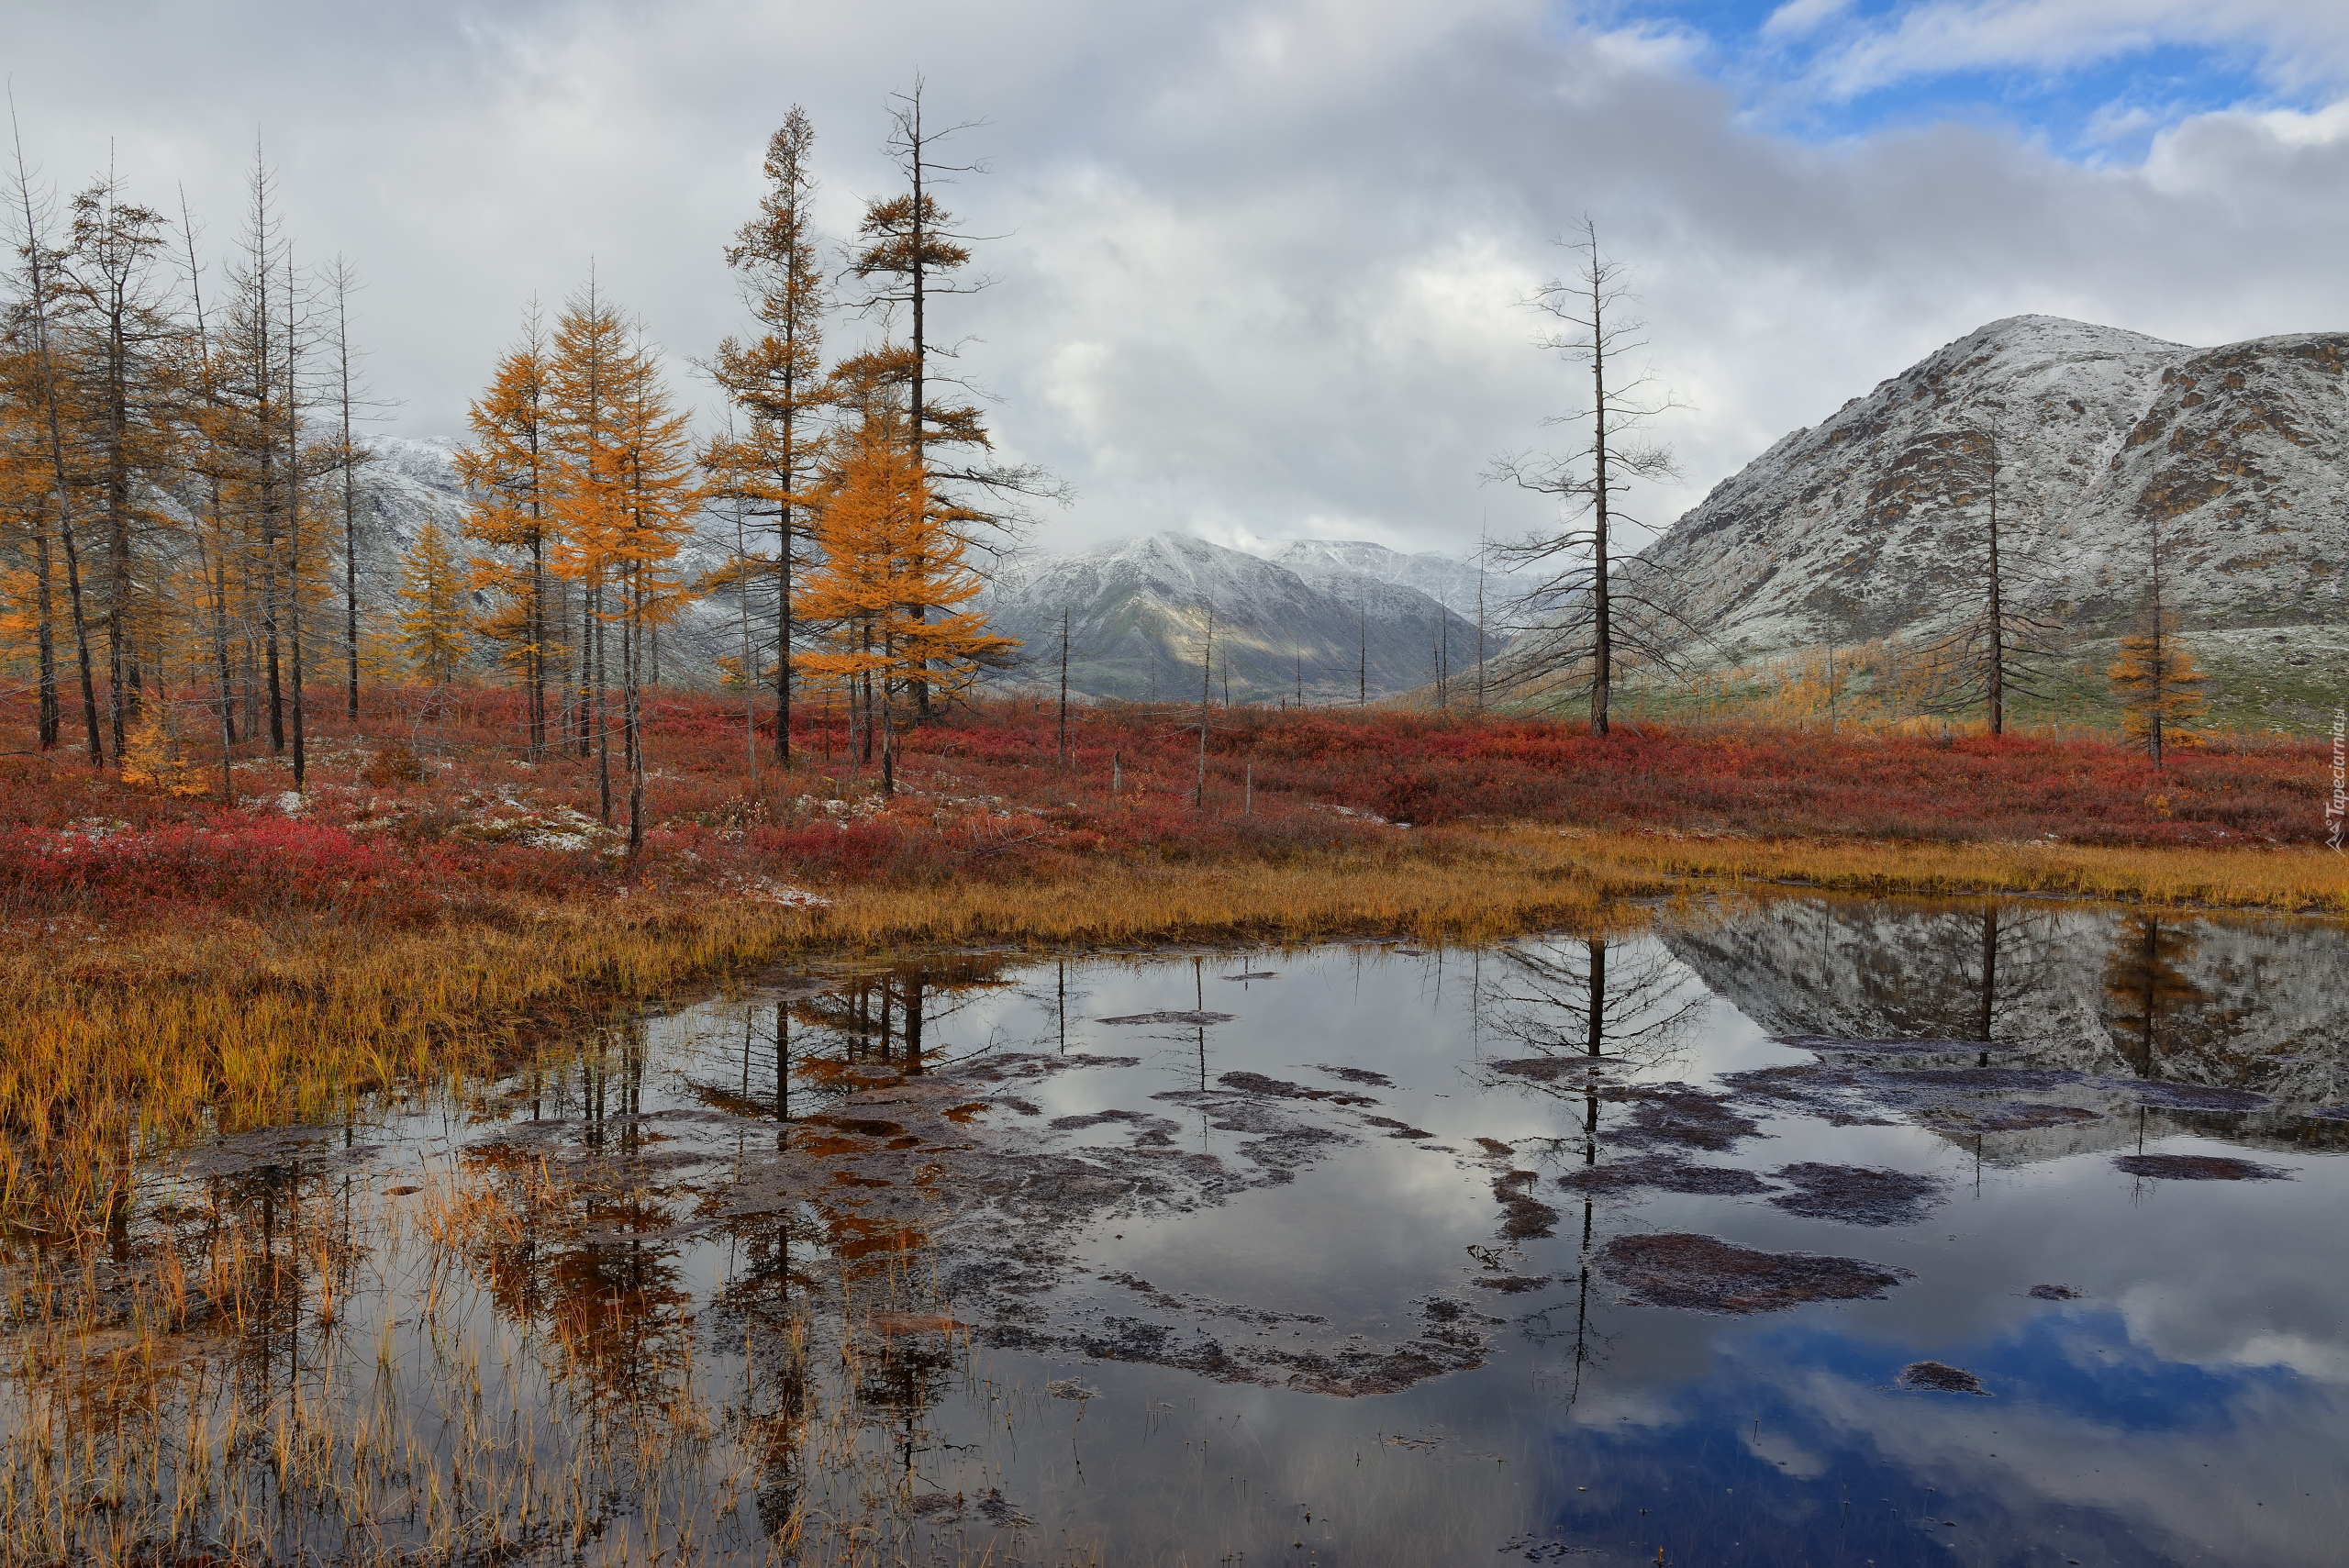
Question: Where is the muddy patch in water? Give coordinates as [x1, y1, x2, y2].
[1595, 1233, 1911, 1314]
[1497, 1536, 1602, 1561]
[1766, 1162, 1946, 1226]
[1489, 1056, 1620, 1083]
[1898, 1361, 1990, 1396]
[1603, 1084, 1762, 1152]
[1491, 1170, 1561, 1240]
[2113, 1153, 2292, 1181]
[1776, 1036, 2028, 1059]
[1555, 1153, 1776, 1197]
[1362, 1115, 1435, 1139]
[1955, 1103, 2104, 1132]
[1217, 1071, 1381, 1106]
[1718, 1062, 2090, 1132]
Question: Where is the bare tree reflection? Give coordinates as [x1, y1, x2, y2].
[1966, 903, 2066, 1062]
[2103, 916, 2205, 1080]
[1478, 937, 1707, 1067]
[1474, 935, 1709, 1171]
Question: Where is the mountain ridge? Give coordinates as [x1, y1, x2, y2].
[1644, 313, 2349, 660]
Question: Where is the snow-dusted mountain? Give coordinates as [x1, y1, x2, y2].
[1268, 539, 1490, 617]
[334, 438, 1486, 700]
[1663, 900, 2349, 1089]
[978, 532, 1483, 702]
[1657, 901, 2349, 1162]
[1646, 315, 2349, 659]
[360, 434, 468, 536]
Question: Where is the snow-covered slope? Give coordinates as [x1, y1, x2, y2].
[1662, 900, 2349, 1097]
[1267, 539, 1489, 616]
[1657, 901, 2349, 1164]
[1646, 315, 2349, 658]
[341, 444, 1486, 700]
[979, 532, 1481, 702]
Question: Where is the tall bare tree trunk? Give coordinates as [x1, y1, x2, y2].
[182, 194, 238, 754]
[595, 576, 611, 823]
[1588, 278, 1612, 738]
[286, 250, 306, 788]
[628, 565, 644, 852]
[334, 263, 362, 722]
[32, 505, 56, 749]
[11, 123, 104, 762]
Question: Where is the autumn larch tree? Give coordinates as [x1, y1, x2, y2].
[609, 328, 700, 852]
[2107, 502, 2208, 765]
[794, 357, 1014, 795]
[60, 170, 184, 761]
[1486, 217, 1690, 736]
[0, 294, 63, 753]
[707, 106, 826, 767]
[2110, 612, 2208, 765]
[459, 307, 557, 754]
[548, 276, 630, 820]
[395, 514, 469, 685]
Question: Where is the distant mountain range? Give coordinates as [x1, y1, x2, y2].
[1646, 314, 2349, 661]
[342, 311, 2346, 703]
[977, 534, 1493, 703]
[341, 437, 1491, 702]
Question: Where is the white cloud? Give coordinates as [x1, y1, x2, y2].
[6, 0, 2346, 563]
[2143, 94, 2349, 194]
[1761, 0, 1855, 43]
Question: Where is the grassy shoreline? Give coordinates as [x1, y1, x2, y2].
[3, 826, 2342, 1232]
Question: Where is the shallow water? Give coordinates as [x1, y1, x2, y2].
[10, 896, 2349, 1565]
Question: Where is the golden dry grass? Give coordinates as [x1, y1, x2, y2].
[1548, 828, 2349, 916]
[3, 828, 2341, 1233]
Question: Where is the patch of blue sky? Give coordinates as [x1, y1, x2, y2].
[1709, 1304, 2297, 1433]
[1577, 1, 2321, 161]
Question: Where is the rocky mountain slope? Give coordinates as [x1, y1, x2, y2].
[1657, 901, 2349, 1162]
[1645, 315, 2349, 660]
[1268, 539, 1490, 617]
[977, 533, 1485, 702]
[321, 437, 1488, 701]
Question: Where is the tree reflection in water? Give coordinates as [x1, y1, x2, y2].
[1969, 903, 2064, 1062]
[1472, 935, 1709, 1405]
[5, 917, 2347, 1566]
[684, 956, 1021, 1551]
[2102, 916, 2205, 1081]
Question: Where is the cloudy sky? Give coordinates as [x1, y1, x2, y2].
[13, 1, 2348, 560]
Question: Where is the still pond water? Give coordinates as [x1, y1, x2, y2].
[28, 897, 2349, 1566]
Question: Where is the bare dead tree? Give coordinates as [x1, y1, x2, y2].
[322, 256, 379, 723]
[841, 80, 1068, 717]
[1911, 408, 2064, 732]
[1485, 217, 1696, 735]
[7, 104, 103, 762]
